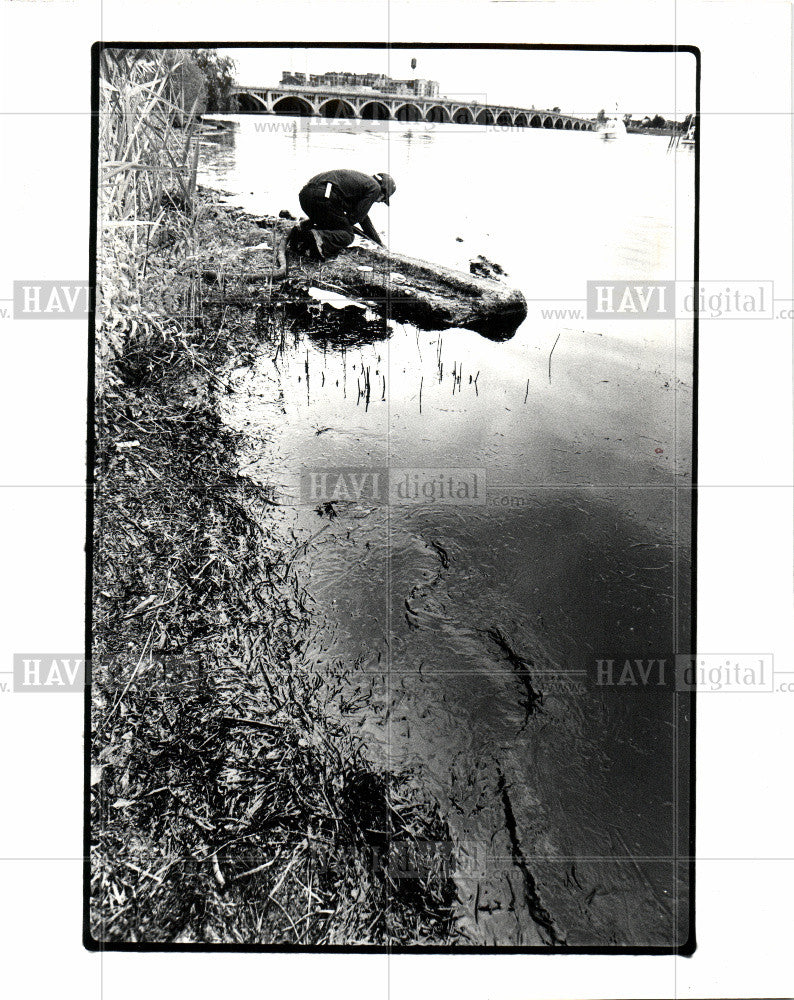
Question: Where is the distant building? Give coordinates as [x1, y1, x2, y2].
[280, 70, 440, 97]
[383, 78, 440, 97]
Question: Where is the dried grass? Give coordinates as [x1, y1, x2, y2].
[92, 313, 457, 944]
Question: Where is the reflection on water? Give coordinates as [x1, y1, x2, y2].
[207, 115, 694, 946]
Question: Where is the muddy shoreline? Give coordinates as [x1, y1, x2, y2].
[94, 186, 687, 948]
[91, 189, 461, 945]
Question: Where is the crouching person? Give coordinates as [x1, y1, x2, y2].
[289, 169, 396, 260]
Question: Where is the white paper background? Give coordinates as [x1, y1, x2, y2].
[0, 2, 791, 998]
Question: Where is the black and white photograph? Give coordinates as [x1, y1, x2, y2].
[90, 43, 695, 949]
[2, 1, 793, 997]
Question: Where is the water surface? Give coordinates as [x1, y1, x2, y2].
[201, 115, 694, 947]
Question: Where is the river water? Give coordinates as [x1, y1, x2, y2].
[199, 115, 694, 947]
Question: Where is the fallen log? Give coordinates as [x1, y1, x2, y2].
[202, 224, 527, 341]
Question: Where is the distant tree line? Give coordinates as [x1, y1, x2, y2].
[622, 111, 695, 132]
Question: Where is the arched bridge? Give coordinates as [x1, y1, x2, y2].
[231, 85, 595, 130]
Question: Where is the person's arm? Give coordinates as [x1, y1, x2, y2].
[357, 213, 383, 246]
[349, 177, 382, 229]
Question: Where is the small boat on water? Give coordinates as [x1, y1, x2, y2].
[598, 116, 626, 142]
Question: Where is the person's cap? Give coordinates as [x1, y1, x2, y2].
[374, 172, 396, 205]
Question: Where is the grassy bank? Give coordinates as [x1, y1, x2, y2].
[91, 51, 457, 945]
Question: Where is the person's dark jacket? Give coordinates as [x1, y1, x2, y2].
[303, 169, 383, 244]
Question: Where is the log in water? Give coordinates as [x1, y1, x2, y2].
[202, 220, 528, 341]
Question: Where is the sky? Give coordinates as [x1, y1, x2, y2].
[218, 47, 697, 120]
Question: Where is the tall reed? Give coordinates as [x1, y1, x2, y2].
[99, 48, 202, 222]
[97, 49, 202, 373]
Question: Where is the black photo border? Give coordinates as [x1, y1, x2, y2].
[85, 40, 700, 957]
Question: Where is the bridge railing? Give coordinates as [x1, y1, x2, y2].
[231, 89, 597, 131]
[231, 85, 591, 123]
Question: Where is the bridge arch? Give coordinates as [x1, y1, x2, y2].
[425, 105, 451, 123]
[272, 95, 314, 117]
[232, 87, 593, 133]
[319, 98, 355, 119]
[234, 91, 268, 113]
[452, 107, 474, 124]
[395, 102, 422, 122]
[360, 100, 392, 120]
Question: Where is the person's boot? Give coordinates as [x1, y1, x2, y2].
[286, 221, 324, 261]
[308, 229, 325, 261]
[286, 221, 310, 257]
